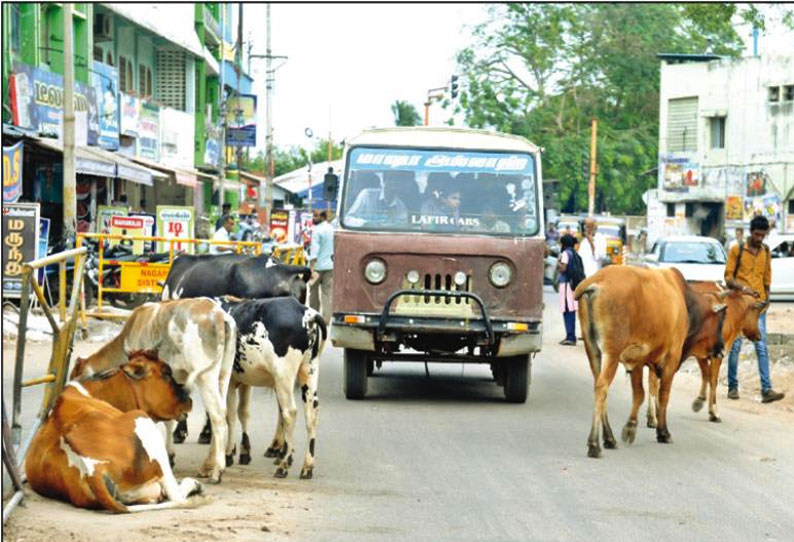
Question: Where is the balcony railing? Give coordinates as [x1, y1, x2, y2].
[202, 7, 221, 44]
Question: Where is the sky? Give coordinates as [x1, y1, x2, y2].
[237, 3, 793, 153]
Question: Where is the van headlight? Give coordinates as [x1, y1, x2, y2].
[365, 259, 387, 284]
[489, 262, 512, 288]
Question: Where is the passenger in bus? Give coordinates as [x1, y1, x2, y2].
[480, 200, 511, 233]
[419, 179, 462, 231]
[347, 171, 381, 206]
[389, 170, 421, 213]
[345, 170, 408, 226]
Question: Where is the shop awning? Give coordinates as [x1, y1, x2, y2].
[129, 156, 212, 188]
[82, 146, 166, 186]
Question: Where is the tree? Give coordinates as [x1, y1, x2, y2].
[391, 100, 422, 126]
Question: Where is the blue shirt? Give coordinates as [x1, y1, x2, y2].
[309, 220, 334, 271]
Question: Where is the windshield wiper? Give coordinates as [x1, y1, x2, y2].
[667, 259, 718, 264]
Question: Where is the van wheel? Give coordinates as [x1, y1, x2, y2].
[503, 355, 531, 403]
[344, 349, 369, 400]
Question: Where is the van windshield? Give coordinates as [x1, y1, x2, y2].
[340, 147, 540, 236]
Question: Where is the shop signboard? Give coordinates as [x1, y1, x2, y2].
[156, 205, 195, 254]
[120, 263, 170, 294]
[269, 209, 289, 244]
[109, 215, 146, 255]
[3, 142, 23, 203]
[226, 94, 257, 147]
[138, 102, 160, 161]
[120, 94, 140, 138]
[96, 205, 128, 235]
[10, 62, 98, 144]
[159, 108, 194, 168]
[91, 61, 120, 150]
[2, 202, 40, 297]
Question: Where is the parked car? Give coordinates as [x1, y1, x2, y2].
[768, 234, 794, 301]
[644, 236, 727, 282]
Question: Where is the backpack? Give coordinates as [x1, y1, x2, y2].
[566, 248, 586, 289]
[732, 240, 769, 280]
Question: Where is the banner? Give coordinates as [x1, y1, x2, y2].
[110, 215, 146, 255]
[159, 108, 194, 168]
[156, 205, 195, 253]
[3, 142, 23, 203]
[91, 61, 120, 150]
[2, 203, 40, 297]
[269, 209, 289, 244]
[139, 102, 160, 160]
[226, 94, 257, 147]
[660, 154, 699, 191]
[10, 62, 98, 144]
[120, 94, 140, 138]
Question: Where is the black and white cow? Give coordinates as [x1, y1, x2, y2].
[220, 296, 327, 479]
[162, 253, 311, 303]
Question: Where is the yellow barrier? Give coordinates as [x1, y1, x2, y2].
[272, 243, 307, 266]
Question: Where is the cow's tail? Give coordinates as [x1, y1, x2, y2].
[576, 284, 603, 375]
[310, 311, 328, 360]
[79, 458, 129, 513]
[220, 309, 238, 393]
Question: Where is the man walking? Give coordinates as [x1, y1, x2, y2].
[308, 209, 334, 323]
[724, 215, 785, 403]
[577, 216, 607, 278]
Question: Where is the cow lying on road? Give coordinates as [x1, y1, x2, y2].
[575, 266, 728, 458]
[26, 352, 202, 513]
[70, 298, 236, 484]
[646, 281, 765, 426]
[219, 296, 327, 479]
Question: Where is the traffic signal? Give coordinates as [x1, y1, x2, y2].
[450, 75, 459, 99]
[323, 169, 339, 201]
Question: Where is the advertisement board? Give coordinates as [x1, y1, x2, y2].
[109, 215, 146, 255]
[226, 94, 257, 147]
[96, 205, 129, 235]
[159, 108, 195, 168]
[139, 102, 160, 161]
[3, 142, 23, 203]
[120, 263, 170, 293]
[269, 209, 289, 244]
[660, 154, 699, 191]
[10, 62, 98, 144]
[2, 203, 40, 297]
[91, 61, 120, 150]
[120, 94, 140, 138]
[131, 212, 156, 252]
[156, 205, 195, 253]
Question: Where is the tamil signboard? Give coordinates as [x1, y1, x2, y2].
[156, 205, 195, 253]
[91, 61, 120, 150]
[2, 203, 40, 297]
[9, 62, 98, 144]
[3, 142, 23, 203]
[138, 102, 160, 161]
[226, 94, 257, 147]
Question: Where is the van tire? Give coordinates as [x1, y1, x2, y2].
[503, 355, 531, 403]
[344, 349, 369, 400]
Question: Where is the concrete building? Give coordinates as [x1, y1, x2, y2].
[648, 53, 794, 245]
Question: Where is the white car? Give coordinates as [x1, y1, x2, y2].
[767, 233, 794, 301]
[644, 236, 727, 282]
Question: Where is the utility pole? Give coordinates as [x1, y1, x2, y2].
[62, 3, 76, 245]
[424, 86, 446, 126]
[588, 118, 598, 216]
[218, 4, 226, 209]
[235, 3, 244, 190]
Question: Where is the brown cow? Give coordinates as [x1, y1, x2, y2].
[575, 266, 727, 458]
[26, 352, 201, 513]
[646, 281, 765, 425]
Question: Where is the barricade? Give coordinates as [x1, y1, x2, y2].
[4, 246, 88, 523]
[272, 243, 307, 266]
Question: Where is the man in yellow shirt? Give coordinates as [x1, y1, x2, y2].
[724, 215, 784, 403]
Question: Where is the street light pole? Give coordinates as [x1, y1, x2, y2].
[424, 86, 447, 126]
[62, 3, 76, 245]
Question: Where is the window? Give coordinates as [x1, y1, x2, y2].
[685, 203, 694, 218]
[789, 199, 794, 215]
[93, 46, 103, 62]
[785, 85, 794, 102]
[769, 86, 780, 103]
[709, 116, 725, 149]
[666, 203, 675, 217]
[139, 64, 147, 96]
[666, 97, 698, 153]
[147, 68, 153, 97]
[119, 56, 128, 91]
[105, 51, 114, 67]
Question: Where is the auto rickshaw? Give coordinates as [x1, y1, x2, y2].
[594, 216, 626, 265]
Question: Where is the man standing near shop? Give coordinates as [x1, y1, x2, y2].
[577, 216, 607, 277]
[725, 215, 784, 403]
[308, 209, 334, 323]
[210, 214, 236, 254]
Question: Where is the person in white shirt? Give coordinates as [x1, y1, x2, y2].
[210, 215, 236, 254]
[727, 226, 744, 251]
[577, 216, 607, 278]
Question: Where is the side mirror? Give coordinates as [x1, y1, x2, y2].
[323, 172, 339, 201]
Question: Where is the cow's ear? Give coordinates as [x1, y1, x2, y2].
[711, 304, 727, 313]
[121, 360, 150, 380]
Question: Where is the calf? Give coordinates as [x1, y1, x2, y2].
[646, 282, 765, 425]
[70, 298, 237, 484]
[219, 296, 327, 479]
[575, 266, 726, 458]
[25, 352, 202, 513]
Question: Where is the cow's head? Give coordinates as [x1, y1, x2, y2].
[69, 356, 92, 380]
[120, 351, 192, 422]
[718, 289, 766, 343]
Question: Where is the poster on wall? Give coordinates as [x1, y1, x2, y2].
[3, 142, 23, 203]
[660, 155, 699, 191]
[156, 205, 195, 253]
[139, 102, 160, 161]
[743, 194, 782, 225]
[725, 195, 743, 221]
[269, 209, 289, 244]
[109, 215, 146, 255]
[2, 203, 40, 297]
[10, 62, 98, 144]
[91, 61, 120, 150]
[226, 94, 257, 147]
[291, 210, 313, 248]
[746, 171, 768, 197]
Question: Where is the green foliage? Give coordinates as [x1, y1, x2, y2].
[451, 3, 786, 214]
[243, 139, 343, 178]
[391, 100, 422, 126]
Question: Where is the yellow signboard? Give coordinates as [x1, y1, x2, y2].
[119, 262, 171, 293]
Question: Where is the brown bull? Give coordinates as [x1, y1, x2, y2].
[647, 281, 765, 425]
[575, 266, 727, 458]
[25, 352, 201, 513]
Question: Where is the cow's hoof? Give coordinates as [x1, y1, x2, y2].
[587, 444, 602, 458]
[187, 480, 203, 497]
[168, 453, 176, 468]
[264, 447, 279, 458]
[198, 432, 212, 445]
[300, 468, 313, 480]
[239, 453, 251, 465]
[621, 423, 637, 445]
[692, 397, 705, 413]
[208, 474, 222, 485]
[603, 437, 617, 449]
[709, 414, 722, 423]
[656, 432, 673, 444]
[173, 430, 187, 444]
[646, 418, 657, 429]
[225, 454, 234, 467]
[274, 468, 288, 479]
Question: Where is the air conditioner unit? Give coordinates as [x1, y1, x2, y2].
[94, 14, 112, 42]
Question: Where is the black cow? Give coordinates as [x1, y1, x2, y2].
[161, 253, 311, 304]
[219, 296, 327, 479]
